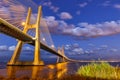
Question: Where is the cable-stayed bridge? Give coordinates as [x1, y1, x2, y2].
[0, 5, 71, 65]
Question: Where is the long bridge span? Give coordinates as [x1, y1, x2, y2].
[0, 6, 71, 66]
[0, 18, 68, 59]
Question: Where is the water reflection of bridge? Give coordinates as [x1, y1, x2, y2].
[0, 62, 68, 80]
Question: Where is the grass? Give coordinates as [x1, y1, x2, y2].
[77, 62, 120, 79]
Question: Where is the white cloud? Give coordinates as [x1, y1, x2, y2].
[41, 16, 75, 34]
[72, 43, 79, 48]
[63, 20, 120, 37]
[42, 15, 120, 38]
[50, 6, 59, 12]
[114, 4, 120, 9]
[109, 49, 118, 52]
[8, 46, 16, 51]
[84, 50, 93, 54]
[8, 46, 32, 51]
[100, 45, 108, 48]
[65, 44, 86, 55]
[42, 1, 59, 12]
[72, 48, 84, 54]
[41, 16, 59, 33]
[59, 12, 72, 20]
[79, 2, 88, 7]
[42, 13, 120, 40]
[95, 48, 101, 50]
[42, 16, 58, 28]
[89, 50, 94, 53]
[23, 46, 32, 51]
[65, 44, 71, 50]
[84, 50, 89, 54]
[0, 45, 8, 51]
[42, 1, 52, 6]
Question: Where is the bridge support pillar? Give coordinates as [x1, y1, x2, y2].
[7, 41, 23, 65]
[57, 46, 65, 63]
[33, 6, 44, 65]
[7, 6, 44, 66]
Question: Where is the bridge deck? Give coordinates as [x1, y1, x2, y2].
[0, 18, 69, 60]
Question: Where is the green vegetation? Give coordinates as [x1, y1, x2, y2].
[77, 62, 120, 79]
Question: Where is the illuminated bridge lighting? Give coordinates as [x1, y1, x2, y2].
[21, 22, 25, 26]
[42, 38, 45, 41]
[51, 45, 54, 48]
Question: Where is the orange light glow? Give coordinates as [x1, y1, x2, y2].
[21, 22, 25, 26]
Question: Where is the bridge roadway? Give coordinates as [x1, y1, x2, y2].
[0, 18, 70, 60]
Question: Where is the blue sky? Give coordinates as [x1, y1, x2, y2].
[40, 0, 120, 23]
[1, 0, 120, 57]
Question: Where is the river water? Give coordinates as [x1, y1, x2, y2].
[0, 51, 120, 79]
[0, 62, 120, 80]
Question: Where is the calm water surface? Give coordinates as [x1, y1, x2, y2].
[0, 62, 120, 80]
[0, 51, 120, 79]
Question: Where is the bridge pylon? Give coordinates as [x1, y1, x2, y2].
[57, 46, 66, 63]
[7, 6, 44, 66]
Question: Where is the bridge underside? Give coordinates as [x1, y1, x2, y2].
[0, 18, 68, 59]
[0, 5, 71, 66]
[0, 17, 69, 66]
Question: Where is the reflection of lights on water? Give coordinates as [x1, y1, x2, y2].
[6, 62, 68, 80]
[21, 22, 25, 26]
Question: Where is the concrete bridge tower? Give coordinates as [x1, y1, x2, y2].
[7, 6, 44, 66]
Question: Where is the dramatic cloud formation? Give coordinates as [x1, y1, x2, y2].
[42, 15, 120, 38]
[43, 16, 58, 28]
[74, 21, 120, 37]
[59, 12, 72, 20]
[1, 0, 120, 40]
[42, 16, 74, 34]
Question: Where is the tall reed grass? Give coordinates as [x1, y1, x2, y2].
[77, 62, 120, 79]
